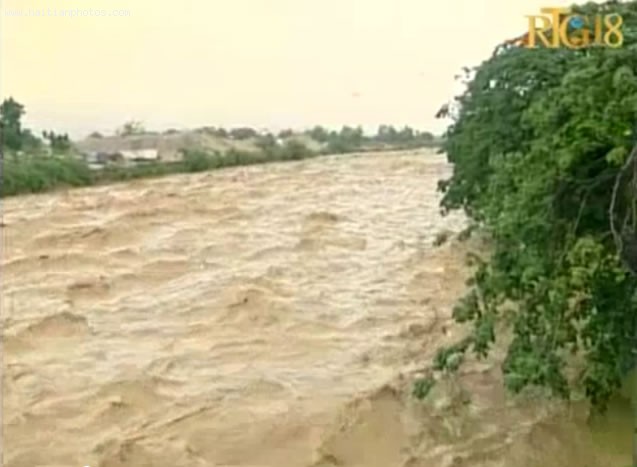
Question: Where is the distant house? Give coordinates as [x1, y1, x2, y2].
[82, 151, 125, 169]
[82, 151, 124, 164]
[119, 149, 159, 162]
[76, 134, 186, 163]
[82, 152, 95, 164]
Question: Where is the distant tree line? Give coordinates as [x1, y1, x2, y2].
[303, 124, 436, 153]
[193, 124, 438, 153]
[1, 97, 441, 197]
[2, 97, 439, 156]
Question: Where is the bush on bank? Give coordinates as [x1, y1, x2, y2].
[416, 0, 637, 413]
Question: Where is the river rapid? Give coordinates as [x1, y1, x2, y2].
[2, 150, 630, 466]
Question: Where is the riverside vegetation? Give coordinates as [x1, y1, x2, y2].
[0, 98, 440, 198]
[416, 0, 637, 463]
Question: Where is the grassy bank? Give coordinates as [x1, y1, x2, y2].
[1, 141, 440, 198]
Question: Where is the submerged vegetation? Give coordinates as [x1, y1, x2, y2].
[417, 0, 637, 422]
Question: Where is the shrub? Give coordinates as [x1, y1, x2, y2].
[418, 0, 637, 413]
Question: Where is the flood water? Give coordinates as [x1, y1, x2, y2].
[1, 150, 630, 466]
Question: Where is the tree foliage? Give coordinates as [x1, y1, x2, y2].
[1, 97, 26, 151]
[307, 125, 330, 143]
[229, 127, 259, 140]
[116, 120, 145, 137]
[419, 0, 637, 411]
[376, 124, 434, 144]
[42, 130, 72, 153]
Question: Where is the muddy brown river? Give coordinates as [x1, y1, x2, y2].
[1, 150, 631, 466]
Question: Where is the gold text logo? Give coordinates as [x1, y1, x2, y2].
[526, 7, 623, 49]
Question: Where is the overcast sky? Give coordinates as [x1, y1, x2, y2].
[2, 0, 590, 138]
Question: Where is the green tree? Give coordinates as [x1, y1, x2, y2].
[277, 129, 294, 139]
[214, 127, 228, 138]
[42, 130, 72, 153]
[256, 133, 278, 152]
[417, 130, 434, 142]
[280, 139, 311, 160]
[377, 124, 398, 142]
[307, 125, 330, 143]
[417, 0, 637, 426]
[20, 129, 43, 152]
[339, 125, 364, 146]
[398, 126, 415, 142]
[116, 120, 145, 136]
[1, 97, 26, 151]
[229, 127, 258, 140]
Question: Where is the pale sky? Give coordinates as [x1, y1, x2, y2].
[1, 0, 586, 138]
